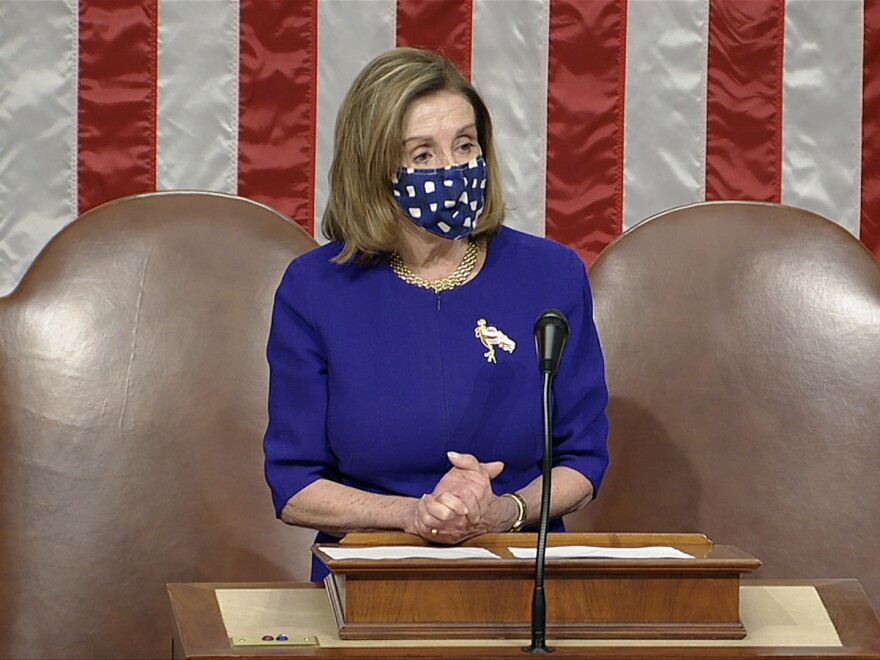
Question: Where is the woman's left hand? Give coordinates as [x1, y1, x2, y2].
[416, 451, 514, 543]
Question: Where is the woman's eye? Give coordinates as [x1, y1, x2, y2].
[412, 152, 431, 164]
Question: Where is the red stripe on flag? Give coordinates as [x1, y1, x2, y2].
[546, 0, 627, 265]
[77, 0, 158, 214]
[861, 0, 880, 258]
[396, 0, 473, 80]
[238, 0, 318, 233]
[705, 0, 784, 202]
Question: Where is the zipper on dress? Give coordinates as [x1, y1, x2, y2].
[434, 291, 451, 459]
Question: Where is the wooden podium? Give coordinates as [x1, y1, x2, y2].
[313, 532, 762, 641]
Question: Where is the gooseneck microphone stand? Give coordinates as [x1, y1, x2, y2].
[526, 309, 570, 654]
[525, 370, 556, 654]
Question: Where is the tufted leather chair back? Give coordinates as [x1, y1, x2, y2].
[0, 191, 318, 659]
[570, 201, 880, 612]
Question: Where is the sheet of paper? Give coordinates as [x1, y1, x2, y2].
[508, 545, 694, 560]
[320, 546, 501, 561]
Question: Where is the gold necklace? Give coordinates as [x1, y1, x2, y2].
[389, 240, 479, 294]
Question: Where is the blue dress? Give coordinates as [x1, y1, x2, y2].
[264, 226, 610, 581]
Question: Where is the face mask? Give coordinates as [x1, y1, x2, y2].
[392, 156, 487, 239]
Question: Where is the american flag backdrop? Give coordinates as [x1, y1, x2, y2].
[0, 0, 878, 296]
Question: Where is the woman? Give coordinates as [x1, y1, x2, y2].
[264, 48, 609, 581]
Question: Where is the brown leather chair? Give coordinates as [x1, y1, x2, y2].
[0, 191, 318, 659]
[569, 201, 880, 612]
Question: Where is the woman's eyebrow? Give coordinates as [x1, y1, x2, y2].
[403, 123, 478, 144]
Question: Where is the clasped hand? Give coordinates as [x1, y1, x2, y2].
[411, 451, 509, 544]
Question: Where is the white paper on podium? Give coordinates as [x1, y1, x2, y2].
[508, 545, 695, 560]
[320, 546, 502, 561]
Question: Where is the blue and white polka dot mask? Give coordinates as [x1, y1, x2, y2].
[391, 156, 487, 239]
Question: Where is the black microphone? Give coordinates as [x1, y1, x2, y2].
[534, 309, 570, 375]
[525, 309, 570, 654]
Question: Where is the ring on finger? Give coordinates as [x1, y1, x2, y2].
[431, 528, 439, 537]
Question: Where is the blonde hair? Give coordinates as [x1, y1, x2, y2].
[323, 47, 505, 263]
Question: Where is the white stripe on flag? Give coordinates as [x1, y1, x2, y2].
[315, 0, 396, 241]
[782, 0, 864, 236]
[472, 0, 550, 238]
[157, 0, 239, 193]
[622, 0, 709, 231]
[0, 0, 77, 296]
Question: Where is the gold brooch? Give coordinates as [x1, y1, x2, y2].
[475, 319, 516, 363]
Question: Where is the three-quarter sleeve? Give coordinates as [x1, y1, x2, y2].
[549, 250, 610, 495]
[264, 259, 337, 517]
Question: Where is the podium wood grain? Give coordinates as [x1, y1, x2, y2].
[318, 532, 760, 639]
